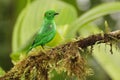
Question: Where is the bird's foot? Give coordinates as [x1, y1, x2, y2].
[28, 46, 46, 55]
[39, 46, 46, 53]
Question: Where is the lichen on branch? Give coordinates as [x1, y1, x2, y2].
[0, 30, 120, 80]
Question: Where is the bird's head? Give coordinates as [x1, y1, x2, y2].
[44, 10, 59, 20]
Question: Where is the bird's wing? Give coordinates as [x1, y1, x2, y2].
[31, 33, 46, 45]
[32, 24, 53, 46]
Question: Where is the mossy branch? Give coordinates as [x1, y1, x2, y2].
[0, 30, 120, 80]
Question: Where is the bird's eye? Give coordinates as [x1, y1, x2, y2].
[48, 13, 51, 15]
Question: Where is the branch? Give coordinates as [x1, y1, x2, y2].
[0, 30, 120, 80]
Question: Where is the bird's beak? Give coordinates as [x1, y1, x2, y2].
[54, 13, 59, 16]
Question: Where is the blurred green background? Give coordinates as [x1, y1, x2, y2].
[0, 0, 27, 71]
[0, 0, 120, 80]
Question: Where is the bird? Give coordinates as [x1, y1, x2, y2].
[27, 10, 59, 52]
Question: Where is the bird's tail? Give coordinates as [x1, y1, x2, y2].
[26, 46, 32, 54]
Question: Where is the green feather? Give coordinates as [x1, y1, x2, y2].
[28, 10, 59, 52]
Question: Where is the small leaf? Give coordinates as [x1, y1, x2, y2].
[0, 67, 5, 77]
